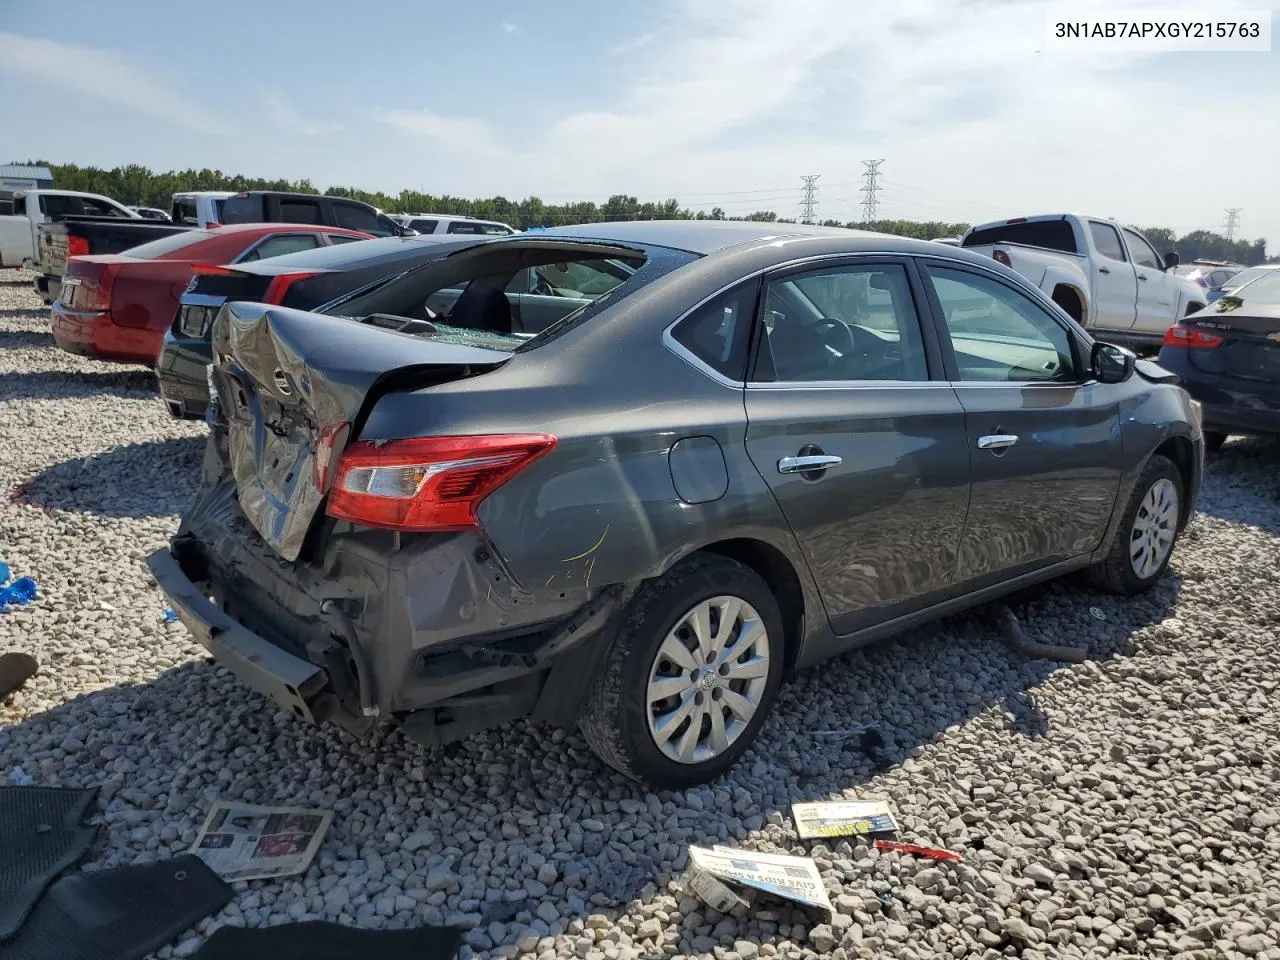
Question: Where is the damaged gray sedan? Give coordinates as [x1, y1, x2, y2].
[148, 220, 1203, 789]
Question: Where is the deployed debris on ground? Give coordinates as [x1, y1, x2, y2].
[190, 800, 332, 882]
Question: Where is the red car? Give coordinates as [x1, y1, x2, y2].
[50, 223, 373, 364]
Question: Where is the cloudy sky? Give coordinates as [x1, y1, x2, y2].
[2, 0, 1277, 242]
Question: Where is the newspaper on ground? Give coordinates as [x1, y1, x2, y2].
[189, 800, 332, 881]
[684, 845, 833, 918]
[791, 799, 898, 840]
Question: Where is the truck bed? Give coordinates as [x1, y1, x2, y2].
[36, 217, 192, 303]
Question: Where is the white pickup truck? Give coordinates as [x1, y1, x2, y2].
[0, 189, 139, 271]
[960, 214, 1205, 353]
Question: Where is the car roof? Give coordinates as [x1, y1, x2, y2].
[525, 219, 978, 258]
[205, 222, 369, 237]
[223, 233, 475, 276]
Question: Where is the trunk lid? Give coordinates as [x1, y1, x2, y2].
[1184, 301, 1280, 382]
[60, 255, 133, 310]
[211, 302, 515, 560]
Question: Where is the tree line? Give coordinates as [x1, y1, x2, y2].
[28, 161, 1271, 263]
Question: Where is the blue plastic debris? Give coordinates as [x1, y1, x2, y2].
[163, 608, 179, 622]
[0, 562, 38, 613]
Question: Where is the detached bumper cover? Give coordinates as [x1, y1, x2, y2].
[145, 547, 328, 721]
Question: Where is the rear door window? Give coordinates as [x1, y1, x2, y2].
[326, 233, 365, 246]
[221, 195, 266, 224]
[81, 197, 130, 218]
[446, 221, 488, 234]
[1088, 221, 1127, 261]
[409, 219, 438, 233]
[278, 199, 324, 225]
[239, 234, 323, 262]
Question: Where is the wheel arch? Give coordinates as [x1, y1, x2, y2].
[1153, 434, 1197, 529]
[697, 537, 808, 672]
[1050, 282, 1086, 324]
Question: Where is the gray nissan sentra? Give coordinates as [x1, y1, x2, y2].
[147, 220, 1204, 789]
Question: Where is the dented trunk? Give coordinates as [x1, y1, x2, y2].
[210, 302, 512, 560]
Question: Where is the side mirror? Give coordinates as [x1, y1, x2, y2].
[1163, 250, 1180, 270]
[1092, 341, 1136, 384]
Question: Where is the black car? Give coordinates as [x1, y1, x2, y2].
[1157, 269, 1280, 450]
[155, 235, 486, 420]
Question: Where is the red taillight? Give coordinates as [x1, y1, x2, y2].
[1164, 324, 1223, 349]
[1006, 217, 1028, 224]
[992, 249, 1012, 267]
[66, 236, 89, 257]
[326, 434, 557, 532]
[313, 421, 352, 493]
[263, 271, 326, 305]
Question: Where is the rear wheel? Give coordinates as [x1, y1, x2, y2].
[1089, 455, 1183, 595]
[1203, 431, 1227, 452]
[579, 554, 785, 789]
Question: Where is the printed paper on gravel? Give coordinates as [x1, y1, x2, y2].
[791, 799, 899, 839]
[191, 800, 332, 881]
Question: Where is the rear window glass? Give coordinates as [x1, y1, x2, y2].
[221, 195, 265, 224]
[122, 230, 210, 259]
[963, 220, 1078, 254]
[1234, 270, 1280, 303]
[321, 242, 697, 354]
[409, 219, 438, 232]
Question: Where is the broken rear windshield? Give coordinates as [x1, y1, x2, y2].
[320, 240, 698, 351]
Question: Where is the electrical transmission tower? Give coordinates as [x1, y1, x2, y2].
[799, 175, 820, 224]
[860, 159, 885, 224]
[1223, 208, 1242, 241]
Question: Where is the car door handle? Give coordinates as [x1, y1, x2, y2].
[1137, 273, 1147, 281]
[1098, 266, 1110, 274]
[778, 455, 842, 474]
[977, 434, 1018, 451]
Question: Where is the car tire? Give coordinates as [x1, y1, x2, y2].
[1089, 454, 1184, 596]
[579, 554, 786, 790]
[1203, 431, 1227, 452]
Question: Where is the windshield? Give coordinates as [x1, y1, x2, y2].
[121, 230, 210, 259]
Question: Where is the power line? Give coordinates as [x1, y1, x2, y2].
[799, 175, 820, 224]
[860, 160, 885, 223]
[1223, 208, 1242, 241]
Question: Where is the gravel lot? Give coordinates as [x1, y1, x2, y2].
[1, 271, 1277, 960]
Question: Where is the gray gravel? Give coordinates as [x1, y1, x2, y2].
[2, 272, 1278, 960]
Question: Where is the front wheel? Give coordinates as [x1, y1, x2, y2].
[1089, 455, 1183, 595]
[579, 555, 785, 789]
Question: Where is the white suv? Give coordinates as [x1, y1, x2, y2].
[389, 213, 517, 236]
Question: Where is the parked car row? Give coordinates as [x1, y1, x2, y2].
[51, 223, 375, 364]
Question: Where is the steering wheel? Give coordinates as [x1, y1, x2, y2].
[532, 277, 555, 296]
[813, 318, 859, 357]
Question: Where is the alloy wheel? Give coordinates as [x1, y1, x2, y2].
[645, 595, 771, 765]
